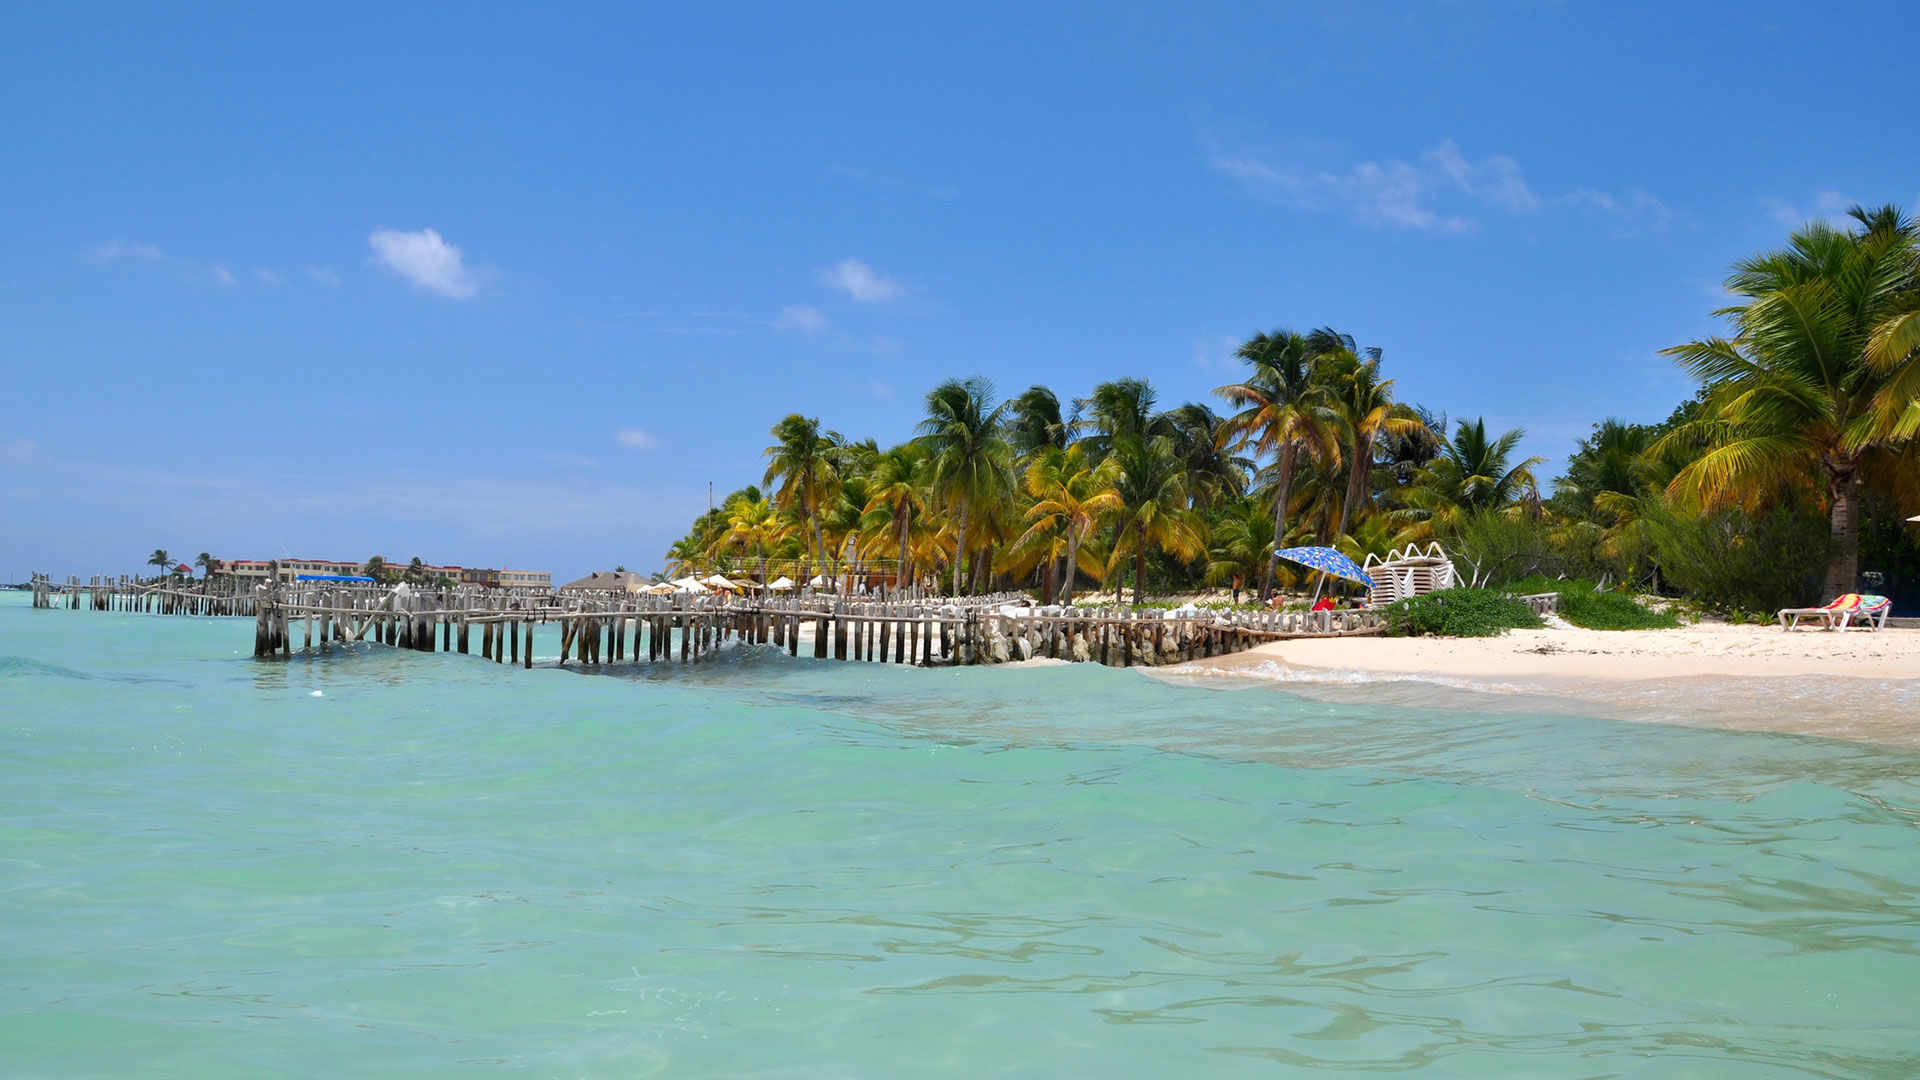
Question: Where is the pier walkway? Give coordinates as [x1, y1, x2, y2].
[29, 572, 1385, 669]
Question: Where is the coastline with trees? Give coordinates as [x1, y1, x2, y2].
[666, 207, 1920, 623]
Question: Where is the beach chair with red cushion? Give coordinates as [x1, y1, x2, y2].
[1777, 594, 1893, 631]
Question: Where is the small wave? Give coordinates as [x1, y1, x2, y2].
[0, 655, 93, 681]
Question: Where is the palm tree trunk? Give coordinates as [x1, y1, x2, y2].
[896, 510, 911, 594]
[1133, 525, 1147, 607]
[1063, 533, 1080, 605]
[952, 501, 968, 597]
[1336, 433, 1373, 538]
[1825, 468, 1862, 599]
[1262, 443, 1298, 599]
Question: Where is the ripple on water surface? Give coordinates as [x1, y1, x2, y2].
[2, 593, 1919, 1078]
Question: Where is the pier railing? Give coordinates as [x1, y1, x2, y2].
[30, 573, 1385, 669]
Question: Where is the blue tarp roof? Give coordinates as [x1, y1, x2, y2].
[294, 574, 376, 582]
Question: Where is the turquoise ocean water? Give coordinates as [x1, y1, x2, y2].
[4, 590, 1919, 1077]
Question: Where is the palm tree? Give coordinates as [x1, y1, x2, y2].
[1662, 205, 1920, 597]
[1409, 418, 1543, 525]
[1159, 401, 1248, 512]
[1216, 328, 1339, 597]
[1016, 445, 1121, 604]
[1319, 341, 1426, 538]
[1007, 385, 1072, 461]
[407, 556, 425, 583]
[1107, 435, 1205, 604]
[861, 443, 928, 591]
[919, 377, 1013, 596]
[1551, 419, 1659, 521]
[1204, 494, 1280, 595]
[147, 549, 171, 581]
[726, 495, 788, 583]
[763, 414, 842, 584]
[1073, 377, 1164, 461]
[194, 551, 218, 579]
[361, 555, 387, 583]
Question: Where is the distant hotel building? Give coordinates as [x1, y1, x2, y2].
[215, 559, 549, 589]
[458, 567, 553, 589]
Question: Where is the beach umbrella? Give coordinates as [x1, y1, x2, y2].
[1272, 546, 1374, 587]
[1272, 545, 1374, 603]
[643, 582, 677, 595]
[767, 576, 796, 591]
[701, 574, 738, 590]
[668, 576, 709, 594]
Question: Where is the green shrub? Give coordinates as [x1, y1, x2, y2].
[1557, 588, 1679, 630]
[1385, 587, 1544, 638]
[1501, 575, 1680, 630]
[1644, 504, 1828, 614]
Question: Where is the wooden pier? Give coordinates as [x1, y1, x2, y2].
[29, 570, 1387, 669]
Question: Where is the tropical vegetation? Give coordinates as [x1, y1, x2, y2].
[657, 207, 1920, 614]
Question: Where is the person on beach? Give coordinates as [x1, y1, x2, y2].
[1267, 589, 1284, 611]
[1231, 574, 1243, 605]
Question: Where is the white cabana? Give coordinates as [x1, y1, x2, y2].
[767, 576, 796, 591]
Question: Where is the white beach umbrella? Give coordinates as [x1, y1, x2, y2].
[808, 575, 829, 589]
[669, 576, 709, 594]
[701, 574, 739, 590]
[767, 576, 796, 591]
[643, 582, 677, 595]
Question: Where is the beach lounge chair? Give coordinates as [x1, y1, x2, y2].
[1777, 594, 1893, 631]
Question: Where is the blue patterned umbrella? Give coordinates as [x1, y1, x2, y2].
[1272, 545, 1374, 588]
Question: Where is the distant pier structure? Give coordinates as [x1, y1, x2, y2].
[29, 564, 1385, 669]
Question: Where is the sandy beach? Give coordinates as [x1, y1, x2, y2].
[1165, 620, 1920, 746]
[1222, 619, 1920, 681]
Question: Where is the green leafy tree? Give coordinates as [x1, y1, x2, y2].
[762, 414, 842, 584]
[861, 443, 929, 590]
[1106, 436, 1205, 604]
[1217, 328, 1339, 596]
[1006, 385, 1072, 461]
[1016, 445, 1120, 604]
[1409, 418, 1544, 525]
[195, 551, 218, 579]
[919, 377, 1012, 595]
[1660, 204, 1920, 597]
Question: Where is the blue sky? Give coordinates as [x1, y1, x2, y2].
[4, 2, 1915, 581]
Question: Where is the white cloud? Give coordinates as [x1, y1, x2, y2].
[92, 240, 163, 262]
[777, 305, 828, 332]
[306, 267, 343, 288]
[1212, 152, 1468, 232]
[368, 226, 479, 298]
[255, 268, 285, 284]
[212, 265, 236, 285]
[1763, 191, 1854, 230]
[1425, 139, 1540, 212]
[1, 438, 45, 466]
[1212, 139, 1665, 234]
[615, 427, 660, 450]
[816, 257, 902, 302]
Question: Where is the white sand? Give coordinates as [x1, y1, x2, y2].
[1218, 620, 1920, 681]
[1163, 621, 1920, 746]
